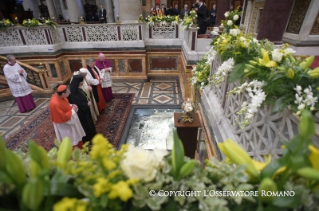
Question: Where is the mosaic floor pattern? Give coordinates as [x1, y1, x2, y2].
[0, 78, 183, 139]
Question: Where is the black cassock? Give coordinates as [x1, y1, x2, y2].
[68, 75, 97, 142]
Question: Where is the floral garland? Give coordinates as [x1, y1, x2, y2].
[221, 7, 242, 33]
[191, 46, 217, 90]
[194, 21, 319, 127]
[22, 18, 43, 27]
[179, 10, 197, 30]
[45, 19, 57, 29]
[0, 18, 14, 28]
[138, 15, 179, 27]
[1, 111, 319, 210]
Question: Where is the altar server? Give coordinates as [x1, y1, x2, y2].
[49, 85, 85, 149]
[3, 55, 36, 113]
[95, 53, 113, 101]
[68, 75, 97, 143]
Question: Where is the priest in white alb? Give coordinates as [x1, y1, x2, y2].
[3, 54, 36, 113]
[49, 85, 85, 149]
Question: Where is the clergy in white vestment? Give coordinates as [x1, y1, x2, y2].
[3, 55, 36, 113]
[72, 68, 100, 122]
[49, 85, 85, 149]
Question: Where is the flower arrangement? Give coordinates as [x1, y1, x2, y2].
[138, 14, 180, 27]
[191, 46, 217, 90]
[45, 18, 57, 29]
[22, 18, 43, 27]
[180, 10, 197, 30]
[221, 7, 242, 33]
[0, 111, 319, 210]
[192, 23, 319, 128]
[0, 19, 14, 28]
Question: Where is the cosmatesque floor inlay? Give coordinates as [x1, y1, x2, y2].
[1, 79, 183, 139]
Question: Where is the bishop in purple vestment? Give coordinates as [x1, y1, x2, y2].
[95, 53, 113, 101]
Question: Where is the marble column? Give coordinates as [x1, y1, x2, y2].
[65, 0, 81, 22]
[23, 0, 40, 18]
[118, 0, 142, 23]
[216, 0, 231, 26]
[104, 0, 115, 23]
[46, 0, 57, 19]
[257, 0, 294, 44]
[53, 0, 63, 19]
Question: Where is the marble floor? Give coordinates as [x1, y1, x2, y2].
[0, 78, 183, 139]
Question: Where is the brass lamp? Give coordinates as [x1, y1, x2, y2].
[181, 98, 195, 123]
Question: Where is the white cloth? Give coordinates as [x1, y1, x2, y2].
[86, 70, 100, 86]
[95, 66, 112, 88]
[3, 63, 32, 97]
[53, 110, 86, 146]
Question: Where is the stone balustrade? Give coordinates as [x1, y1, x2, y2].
[199, 56, 319, 161]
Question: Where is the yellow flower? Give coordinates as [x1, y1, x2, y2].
[218, 139, 258, 177]
[107, 170, 121, 180]
[258, 48, 277, 67]
[93, 178, 111, 197]
[53, 197, 77, 211]
[102, 158, 116, 170]
[309, 145, 319, 170]
[108, 181, 133, 202]
[252, 155, 272, 171]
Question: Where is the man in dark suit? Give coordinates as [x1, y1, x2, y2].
[161, 4, 167, 16]
[99, 4, 107, 23]
[195, 0, 207, 34]
[172, 4, 179, 16]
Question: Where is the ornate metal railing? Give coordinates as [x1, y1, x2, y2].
[0, 56, 52, 91]
[200, 56, 319, 161]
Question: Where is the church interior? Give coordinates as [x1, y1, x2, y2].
[1, 0, 319, 210]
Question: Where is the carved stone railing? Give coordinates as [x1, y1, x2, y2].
[0, 27, 60, 46]
[0, 56, 52, 92]
[200, 56, 319, 161]
[60, 24, 142, 42]
[149, 23, 178, 39]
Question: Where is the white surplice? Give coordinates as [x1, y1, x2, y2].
[53, 110, 86, 146]
[3, 63, 32, 97]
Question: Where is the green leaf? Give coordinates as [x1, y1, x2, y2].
[0, 171, 13, 184]
[100, 193, 108, 208]
[261, 159, 283, 179]
[272, 96, 289, 113]
[28, 141, 43, 165]
[299, 110, 315, 139]
[147, 197, 161, 210]
[172, 129, 185, 180]
[72, 148, 81, 160]
[51, 170, 71, 184]
[46, 181, 83, 197]
[272, 193, 302, 208]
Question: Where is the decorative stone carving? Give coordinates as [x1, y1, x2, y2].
[128, 59, 142, 72]
[121, 25, 139, 41]
[86, 25, 118, 41]
[49, 28, 60, 44]
[59, 61, 67, 76]
[151, 23, 175, 39]
[286, 0, 311, 34]
[0, 29, 23, 47]
[22, 28, 48, 45]
[248, 1, 265, 34]
[200, 56, 319, 161]
[310, 12, 319, 35]
[119, 59, 125, 73]
[64, 27, 84, 42]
